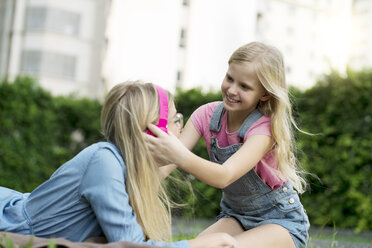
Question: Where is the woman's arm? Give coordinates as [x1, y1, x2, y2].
[79, 148, 188, 247]
[146, 123, 273, 188]
[80, 148, 237, 248]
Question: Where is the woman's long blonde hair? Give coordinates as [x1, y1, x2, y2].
[100, 81, 173, 241]
[229, 42, 307, 193]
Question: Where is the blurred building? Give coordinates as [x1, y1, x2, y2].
[255, 0, 353, 89]
[175, 0, 257, 91]
[108, 0, 357, 92]
[349, 0, 372, 70]
[0, 0, 110, 99]
[0, 0, 13, 78]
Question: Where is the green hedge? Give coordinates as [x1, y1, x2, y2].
[1, 73, 372, 231]
[171, 88, 222, 218]
[296, 69, 372, 232]
[0, 77, 102, 192]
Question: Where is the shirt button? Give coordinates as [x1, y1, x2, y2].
[282, 187, 288, 193]
[288, 198, 295, 204]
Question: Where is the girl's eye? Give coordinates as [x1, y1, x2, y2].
[226, 75, 233, 82]
[241, 84, 249, 90]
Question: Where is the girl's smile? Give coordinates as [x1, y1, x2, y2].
[225, 92, 240, 104]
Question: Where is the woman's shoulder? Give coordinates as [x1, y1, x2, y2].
[79, 142, 126, 182]
[92, 142, 125, 167]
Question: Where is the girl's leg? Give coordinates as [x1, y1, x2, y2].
[198, 218, 296, 248]
[198, 217, 244, 237]
[234, 224, 296, 248]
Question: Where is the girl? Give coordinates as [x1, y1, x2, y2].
[146, 42, 310, 248]
[0, 81, 237, 248]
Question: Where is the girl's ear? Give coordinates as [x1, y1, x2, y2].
[260, 92, 271, 102]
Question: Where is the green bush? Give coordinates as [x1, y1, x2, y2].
[0, 77, 102, 192]
[296, 69, 372, 232]
[1, 73, 372, 232]
[172, 88, 222, 218]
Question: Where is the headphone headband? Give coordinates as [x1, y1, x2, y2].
[146, 84, 169, 136]
[155, 85, 169, 133]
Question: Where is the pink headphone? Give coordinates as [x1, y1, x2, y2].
[146, 85, 168, 136]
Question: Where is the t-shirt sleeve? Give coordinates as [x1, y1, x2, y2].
[244, 116, 272, 141]
[190, 102, 220, 136]
[79, 148, 189, 248]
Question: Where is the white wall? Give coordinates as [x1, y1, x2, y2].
[104, 0, 182, 92]
[183, 0, 257, 91]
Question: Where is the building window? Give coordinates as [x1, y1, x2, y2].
[21, 50, 76, 79]
[286, 26, 294, 35]
[177, 70, 182, 82]
[26, 7, 47, 29]
[21, 50, 42, 74]
[287, 5, 296, 16]
[26, 7, 80, 35]
[179, 28, 186, 48]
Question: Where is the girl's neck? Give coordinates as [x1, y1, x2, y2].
[226, 109, 254, 132]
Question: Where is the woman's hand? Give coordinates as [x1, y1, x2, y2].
[188, 232, 238, 248]
[144, 124, 190, 167]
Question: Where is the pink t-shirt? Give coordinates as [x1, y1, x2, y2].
[191, 101, 286, 190]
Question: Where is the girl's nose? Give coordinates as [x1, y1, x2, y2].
[227, 84, 238, 95]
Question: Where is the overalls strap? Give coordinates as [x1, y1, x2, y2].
[209, 103, 225, 132]
[237, 109, 263, 139]
[209, 102, 263, 139]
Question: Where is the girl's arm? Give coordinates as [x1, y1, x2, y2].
[147, 123, 273, 188]
[158, 119, 202, 179]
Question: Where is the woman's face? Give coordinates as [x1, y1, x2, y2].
[167, 102, 183, 138]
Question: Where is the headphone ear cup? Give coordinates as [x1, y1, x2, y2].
[146, 129, 155, 137]
[145, 126, 168, 137]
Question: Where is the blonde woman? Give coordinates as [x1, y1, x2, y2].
[0, 81, 237, 248]
[146, 42, 310, 248]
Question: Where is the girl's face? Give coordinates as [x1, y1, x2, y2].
[221, 62, 269, 116]
[167, 102, 183, 138]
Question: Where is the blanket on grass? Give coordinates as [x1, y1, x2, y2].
[0, 232, 161, 248]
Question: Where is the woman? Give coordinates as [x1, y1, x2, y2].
[0, 81, 237, 248]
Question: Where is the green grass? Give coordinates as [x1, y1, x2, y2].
[0, 233, 57, 248]
[2, 228, 371, 248]
[311, 234, 372, 243]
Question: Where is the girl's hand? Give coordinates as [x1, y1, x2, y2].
[144, 124, 189, 167]
[188, 232, 238, 248]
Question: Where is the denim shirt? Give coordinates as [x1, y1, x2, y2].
[0, 142, 188, 248]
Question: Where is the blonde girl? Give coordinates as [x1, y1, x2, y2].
[146, 42, 310, 248]
[0, 81, 237, 248]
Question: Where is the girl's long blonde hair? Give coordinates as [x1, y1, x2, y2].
[229, 42, 307, 193]
[100, 81, 173, 241]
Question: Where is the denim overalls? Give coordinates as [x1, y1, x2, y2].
[209, 103, 309, 248]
